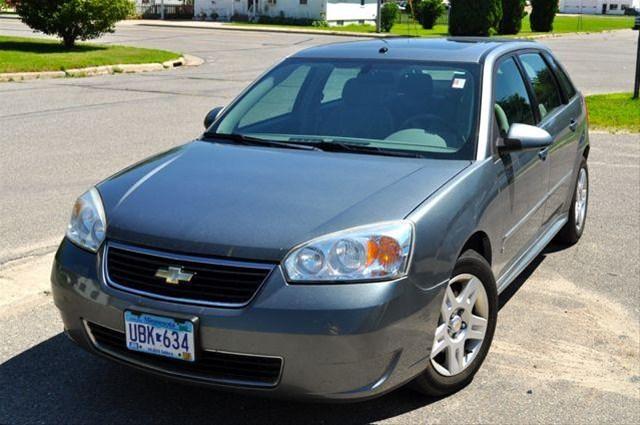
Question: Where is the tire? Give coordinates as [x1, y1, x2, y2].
[412, 250, 498, 397]
[555, 158, 588, 245]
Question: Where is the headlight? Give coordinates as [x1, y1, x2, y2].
[66, 188, 107, 252]
[283, 221, 413, 283]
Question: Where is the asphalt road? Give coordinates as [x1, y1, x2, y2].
[0, 20, 638, 264]
[0, 20, 361, 264]
[1, 20, 639, 424]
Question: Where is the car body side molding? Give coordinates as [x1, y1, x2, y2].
[496, 213, 568, 294]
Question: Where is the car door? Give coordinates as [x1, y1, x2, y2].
[543, 52, 585, 221]
[517, 52, 581, 225]
[492, 56, 550, 272]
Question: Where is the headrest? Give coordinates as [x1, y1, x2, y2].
[494, 103, 509, 134]
[398, 73, 433, 98]
[342, 75, 386, 106]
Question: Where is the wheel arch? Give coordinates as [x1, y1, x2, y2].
[458, 231, 492, 265]
[582, 144, 590, 160]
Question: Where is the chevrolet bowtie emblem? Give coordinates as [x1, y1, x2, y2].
[155, 266, 194, 285]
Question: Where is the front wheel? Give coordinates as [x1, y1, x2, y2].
[412, 250, 498, 397]
[556, 159, 588, 245]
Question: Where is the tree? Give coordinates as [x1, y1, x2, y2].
[498, 0, 526, 35]
[529, 0, 558, 32]
[449, 0, 502, 36]
[16, 0, 135, 49]
[380, 2, 399, 33]
[413, 0, 446, 30]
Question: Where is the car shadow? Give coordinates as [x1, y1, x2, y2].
[0, 333, 440, 424]
[498, 241, 567, 310]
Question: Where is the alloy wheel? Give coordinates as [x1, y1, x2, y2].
[574, 168, 588, 232]
[430, 273, 490, 377]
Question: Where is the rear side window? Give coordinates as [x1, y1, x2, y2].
[518, 53, 563, 120]
[494, 58, 535, 135]
[545, 53, 577, 100]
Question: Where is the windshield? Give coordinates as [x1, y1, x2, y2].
[210, 58, 480, 159]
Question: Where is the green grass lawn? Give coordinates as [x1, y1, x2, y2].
[229, 14, 635, 38]
[0, 35, 180, 73]
[585, 93, 640, 133]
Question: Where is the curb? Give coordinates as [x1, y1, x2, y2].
[0, 55, 203, 82]
[527, 28, 633, 40]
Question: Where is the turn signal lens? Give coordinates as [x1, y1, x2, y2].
[373, 236, 402, 268]
[283, 221, 413, 283]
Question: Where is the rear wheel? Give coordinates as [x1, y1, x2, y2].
[556, 159, 588, 245]
[412, 250, 498, 397]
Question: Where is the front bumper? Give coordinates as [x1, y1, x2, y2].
[52, 239, 445, 401]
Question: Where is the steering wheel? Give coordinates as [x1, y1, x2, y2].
[400, 113, 464, 147]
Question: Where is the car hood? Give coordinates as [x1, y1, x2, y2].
[98, 140, 469, 261]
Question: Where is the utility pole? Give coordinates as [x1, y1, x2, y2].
[160, 0, 165, 20]
[376, 0, 382, 33]
[633, 15, 640, 99]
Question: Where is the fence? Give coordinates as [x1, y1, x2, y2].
[136, 4, 194, 20]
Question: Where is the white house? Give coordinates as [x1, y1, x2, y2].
[194, 0, 379, 25]
[559, 0, 640, 15]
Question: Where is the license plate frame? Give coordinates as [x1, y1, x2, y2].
[124, 311, 196, 362]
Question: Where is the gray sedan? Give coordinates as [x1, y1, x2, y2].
[52, 38, 589, 401]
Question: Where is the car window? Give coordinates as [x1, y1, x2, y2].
[213, 58, 481, 160]
[494, 57, 535, 135]
[545, 53, 577, 100]
[518, 53, 563, 120]
[238, 65, 311, 128]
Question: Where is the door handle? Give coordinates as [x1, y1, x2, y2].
[568, 119, 578, 132]
[538, 147, 549, 161]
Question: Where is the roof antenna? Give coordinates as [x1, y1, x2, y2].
[379, 46, 389, 54]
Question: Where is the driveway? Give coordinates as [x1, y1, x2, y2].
[1, 21, 638, 424]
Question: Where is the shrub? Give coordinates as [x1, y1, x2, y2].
[498, 0, 526, 34]
[380, 2, 399, 32]
[230, 12, 249, 22]
[16, 0, 134, 49]
[624, 6, 638, 16]
[529, 0, 558, 32]
[449, 0, 502, 36]
[311, 19, 329, 28]
[1, 0, 18, 10]
[413, 0, 446, 30]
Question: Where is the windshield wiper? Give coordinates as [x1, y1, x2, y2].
[202, 132, 320, 151]
[287, 137, 424, 158]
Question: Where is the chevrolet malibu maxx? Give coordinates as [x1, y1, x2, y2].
[52, 38, 589, 400]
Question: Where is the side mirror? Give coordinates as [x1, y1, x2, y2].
[498, 123, 553, 152]
[204, 107, 223, 129]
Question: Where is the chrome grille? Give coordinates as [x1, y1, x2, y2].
[104, 242, 274, 307]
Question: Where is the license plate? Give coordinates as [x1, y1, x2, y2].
[124, 311, 196, 362]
